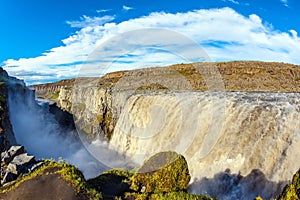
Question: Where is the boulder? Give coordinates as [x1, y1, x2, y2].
[6, 163, 19, 175]
[2, 146, 25, 164]
[1, 151, 11, 163]
[130, 151, 191, 193]
[11, 153, 35, 166]
[1, 172, 17, 185]
[0, 149, 36, 184]
[8, 146, 24, 158]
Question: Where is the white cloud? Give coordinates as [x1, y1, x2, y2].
[222, 0, 240, 5]
[122, 5, 133, 11]
[96, 9, 112, 13]
[66, 15, 114, 28]
[2, 7, 300, 85]
[280, 0, 288, 7]
[290, 29, 298, 37]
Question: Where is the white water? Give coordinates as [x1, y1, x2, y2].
[107, 91, 300, 199]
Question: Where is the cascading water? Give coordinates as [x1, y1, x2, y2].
[7, 82, 300, 199]
[7, 86, 104, 178]
[107, 91, 300, 200]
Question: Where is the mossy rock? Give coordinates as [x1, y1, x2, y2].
[278, 168, 300, 200]
[130, 151, 191, 193]
[0, 160, 102, 200]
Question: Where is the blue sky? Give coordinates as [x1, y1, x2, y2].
[1, 0, 299, 84]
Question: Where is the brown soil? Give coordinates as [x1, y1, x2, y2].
[0, 173, 87, 200]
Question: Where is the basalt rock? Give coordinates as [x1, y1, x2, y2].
[1, 146, 38, 185]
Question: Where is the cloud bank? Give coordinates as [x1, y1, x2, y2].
[2, 7, 300, 85]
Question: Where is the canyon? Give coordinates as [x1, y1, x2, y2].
[30, 61, 300, 199]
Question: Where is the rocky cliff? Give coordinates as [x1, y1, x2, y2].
[0, 68, 23, 149]
[31, 61, 300, 140]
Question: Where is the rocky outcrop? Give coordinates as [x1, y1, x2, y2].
[1, 145, 41, 185]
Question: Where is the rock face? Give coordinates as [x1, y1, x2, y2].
[130, 151, 191, 193]
[278, 168, 300, 200]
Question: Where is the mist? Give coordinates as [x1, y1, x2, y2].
[7, 87, 105, 178]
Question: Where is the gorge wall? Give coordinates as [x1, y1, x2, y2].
[31, 61, 300, 141]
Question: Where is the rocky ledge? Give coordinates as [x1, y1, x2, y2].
[0, 152, 216, 200]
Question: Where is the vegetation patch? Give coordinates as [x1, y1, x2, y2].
[124, 191, 216, 200]
[50, 91, 60, 99]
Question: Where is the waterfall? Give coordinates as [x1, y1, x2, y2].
[108, 91, 300, 199]
[7, 86, 104, 178]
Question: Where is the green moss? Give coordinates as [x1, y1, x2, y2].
[42, 90, 59, 100]
[137, 83, 169, 91]
[278, 169, 300, 200]
[130, 151, 191, 193]
[124, 192, 216, 200]
[254, 196, 263, 200]
[0, 160, 102, 200]
[50, 91, 60, 99]
[0, 94, 6, 103]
